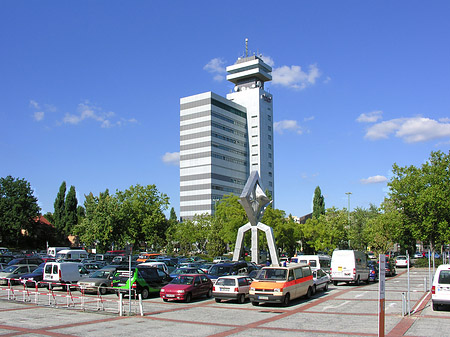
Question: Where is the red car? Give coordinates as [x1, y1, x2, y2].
[160, 274, 213, 302]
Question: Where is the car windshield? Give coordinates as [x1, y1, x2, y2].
[171, 276, 194, 285]
[397, 256, 407, 260]
[258, 268, 287, 281]
[216, 278, 236, 286]
[209, 265, 232, 276]
[173, 268, 194, 275]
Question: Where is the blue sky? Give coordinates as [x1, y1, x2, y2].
[1, 1, 450, 219]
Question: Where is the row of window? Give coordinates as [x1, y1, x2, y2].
[212, 142, 247, 158]
[212, 152, 248, 166]
[212, 131, 247, 148]
[212, 121, 247, 138]
[212, 111, 246, 129]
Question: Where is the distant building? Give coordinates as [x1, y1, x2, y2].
[180, 46, 274, 220]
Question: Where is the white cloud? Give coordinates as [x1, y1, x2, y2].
[360, 175, 388, 185]
[30, 100, 40, 109]
[357, 110, 383, 123]
[272, 64, 320, 90]
[162, 152, 180, 166]
[274, 120, 304, 135]
[365, 117, 450, 143]
[260, 55, 275, 67]
[33, 111, 45, 121]
[204, 58, 226, 81]
[303, 116, 315, 122]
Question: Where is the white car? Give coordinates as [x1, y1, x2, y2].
[212, 256, 231, 263]
[395, 255, 409, 268]
[432, 264, 450, 311]
[312, 268, 330, 294]
[212, 275, 252, 304]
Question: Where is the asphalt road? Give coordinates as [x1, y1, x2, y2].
[0, 268, 449, 336]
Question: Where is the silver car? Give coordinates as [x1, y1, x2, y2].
[0, 264, 38, 285]
[77, 267, 117, 295]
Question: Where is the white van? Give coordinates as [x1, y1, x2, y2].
[55, 249, 88, 262]
[47, 247, 70, 257]
[43, 262, 89, 288]
[330, 250, 370, 285]
[431, 264, 450, 311]
[291, 255, 331, 273]
[139, 261, 169, 274]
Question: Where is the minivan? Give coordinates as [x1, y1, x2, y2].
[330, 250, 370, 285]
[432, 264, 450, 311]
[291, 254, 331, 273]
[249, 263, 314, 306]
[43, 262, 89, 289]
[55, 249, 89, 262]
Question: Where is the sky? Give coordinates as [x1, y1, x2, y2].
[1, 1, 450, 219]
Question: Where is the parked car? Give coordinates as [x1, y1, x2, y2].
[160, 274, 212, 302]
[112, 265, 171, 299]
[0, 255, 15, 265]
[395, 255, 409, 268]
[43, 262, 90, 289]
[367, 260, 379, 282]
[0, 264, 39, 285]
[213, 275, 253, 303]
[213, 256, 232, 263]
[208, 262, 253, 284]
[425, 252, 441, 259]
[82, 262, 104, 274]
[312, 268, 330, 294]
[330, 250, 370, 285]
[19, 263, 45, 287]
[432, 264, 450, 311]
[198, 262, 214, 273]
[170, 267, 206, 279]
[7, 257, 44, 266]
[77, 266, 118, 295]
[414, 252, 424, 259]
[384, 259, 396, 277]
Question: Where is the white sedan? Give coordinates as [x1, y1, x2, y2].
[312, 268, 330, 294]
[395, 255, 409, 268]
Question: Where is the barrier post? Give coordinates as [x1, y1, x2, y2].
[119, 292, 123, 316]
[138, 293, 143, 316]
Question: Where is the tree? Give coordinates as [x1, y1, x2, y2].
[53, 181, 66, 234]
[0, 176, 40, 246]
[347, 205, 378, 251]
[115, 184, 170, 250]
[388, 150, 450, 252]
[207, 216, 227, 257]
[64, 185, 78, 235]
[312, 186, 325, 219]
[214, 194, 247, 248]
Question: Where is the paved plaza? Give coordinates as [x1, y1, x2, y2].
[0, 268, 449, 336]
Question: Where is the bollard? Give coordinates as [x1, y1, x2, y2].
[138, 293, 143, 316]
[119, 292, 123, 316]
[424, 277, 427, 293]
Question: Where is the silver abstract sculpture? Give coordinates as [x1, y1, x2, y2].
[232, 171, 280, 266]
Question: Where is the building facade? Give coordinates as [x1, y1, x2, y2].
[180, 54, 273, 221]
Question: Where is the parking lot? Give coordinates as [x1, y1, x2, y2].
[1, 268, 449, 336]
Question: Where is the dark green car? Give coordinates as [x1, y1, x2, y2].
[112, 265, 171, 299]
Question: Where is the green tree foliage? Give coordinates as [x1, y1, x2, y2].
[169, 214, 211, 255]
[388, 150, 450, 251]
[214, 194, 247, 248]
[74, 190, 124, 252]
[207, 216, 227, 257]
[53, 181, 66, 234]
[312, 186, 325, 219]
[76, 206, 85, 225]
[169, 207, 178, 223]
[116, 184, 170, 250]
[363, 199, 404, 255]
[274, 216, 301, 257]
[64, 185, 78, 235]
[347, 205, 378, 251]
[300, 207, 347, 253]
[0, 176, 40, 246]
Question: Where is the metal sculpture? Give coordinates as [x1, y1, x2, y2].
[232, 171, 280, 266]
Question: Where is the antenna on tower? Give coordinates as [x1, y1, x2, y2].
[245, 38, 248, 57]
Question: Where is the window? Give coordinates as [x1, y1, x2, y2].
[268, 135, 272, 140]
[268, 153, 272, 158]
[268, 126, 272, 131]
[268, 144, 272, 149]
[294, 268, 303, 279]
[268, 115, 271, 121]
[268, 162, 272, 168]
[269, 172, 272, 177]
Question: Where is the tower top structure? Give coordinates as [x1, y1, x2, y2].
[226, 39, 272, 89]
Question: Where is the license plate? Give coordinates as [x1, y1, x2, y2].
[258, 296, 269, 300]
[338, 267, 342, 271]
[220, 287, 229, 291]
[166, 294, 175, 297]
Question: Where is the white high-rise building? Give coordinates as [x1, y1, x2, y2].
[180, 50, 273, 221]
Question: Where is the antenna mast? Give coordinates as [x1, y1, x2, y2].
[245, 38, 248, 57]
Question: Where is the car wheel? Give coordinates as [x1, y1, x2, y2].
[206, 288, 212, 298]
[238, 293, 245, 304]
[355, 277, 361, 286]
[99, 285, 107, 295]
[185, 293, 192, 303]
[215, 298, 221, 303]
[251, 300, 259, 306]
[306, 287, 313, 299]
[141, 288, 149, 300]
[163, 298, 168, 302]
[333, 281, 338, 286]
[313, 285, 317, 295]
[324, 283, 328, 292]
[282, 293, 290, 306]
[433, 302, 439, 311]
